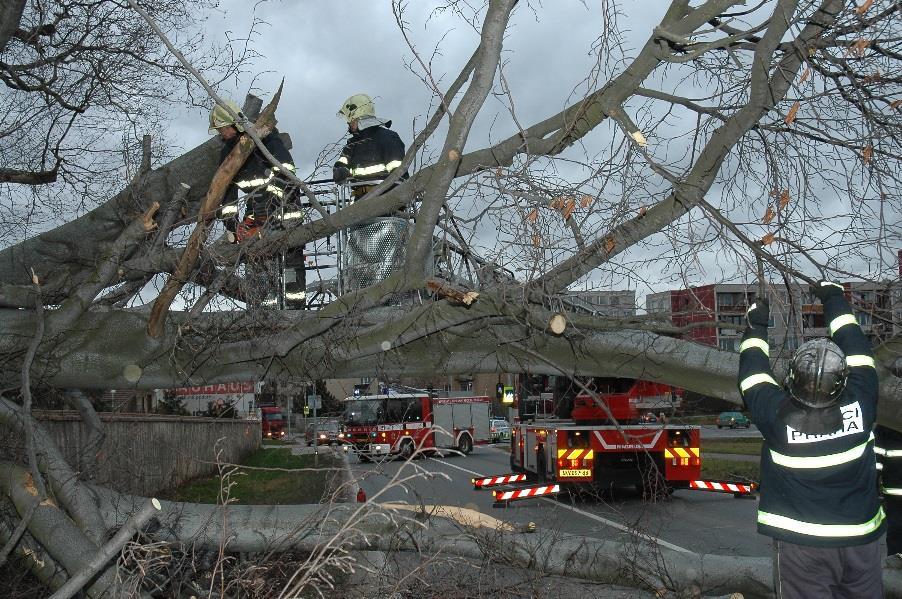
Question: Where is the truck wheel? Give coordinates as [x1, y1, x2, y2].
[400, 440, 414, 461]
[457, 434, 473, 456]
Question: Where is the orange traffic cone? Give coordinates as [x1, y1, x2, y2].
[356, 488, 367, 503]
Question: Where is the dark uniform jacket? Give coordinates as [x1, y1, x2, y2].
[876, 424, 902, 554]
[219, 130, 298, 231]
[334, 121, 406, 184]
[738, 291, 884, 547]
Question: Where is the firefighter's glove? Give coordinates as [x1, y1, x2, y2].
[746, 300, 770, 328]
[811, 280, 844, 301]
[333, 165, 351, 183]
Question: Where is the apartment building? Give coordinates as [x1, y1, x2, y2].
[563, 289, 637, 318]
[646, 280, 900, 356]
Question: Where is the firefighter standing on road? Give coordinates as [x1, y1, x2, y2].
[332, 94, 407, 203]
[738, 281, 884, 598]
[209, 100, 306, 309]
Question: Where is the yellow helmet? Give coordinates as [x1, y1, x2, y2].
[208, 100, 246, 135]
[337, 93, 376, 123]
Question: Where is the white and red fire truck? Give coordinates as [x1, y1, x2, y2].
[341, 392, 491, 461]
[509, 376, 701, 495]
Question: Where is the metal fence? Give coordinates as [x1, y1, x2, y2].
[340, 217, 409, 293]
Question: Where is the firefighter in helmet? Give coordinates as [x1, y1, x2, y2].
[208, 99, 306, 309]
[738, 281, 883, 598]
[332, 94, 407, 201]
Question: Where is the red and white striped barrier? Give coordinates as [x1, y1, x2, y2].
[472, 473, 527, 488]
[689, 480, 756, 496]
[493, 484, 560, 505]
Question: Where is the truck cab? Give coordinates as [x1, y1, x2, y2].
[259, 406, 285, 439]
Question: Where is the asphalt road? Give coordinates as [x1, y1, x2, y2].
[350, 443, 770, 558]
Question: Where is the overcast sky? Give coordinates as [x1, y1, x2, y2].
[161, 1, 899, 305]
[174, 1, 668, 173]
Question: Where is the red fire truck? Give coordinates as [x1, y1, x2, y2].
[259, 405, 285, 439]
[341, 392, 491, 461]
[509, 376, 700, 495]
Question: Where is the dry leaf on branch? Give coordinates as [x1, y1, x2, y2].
[855, 0, 874, 15]
[779, 190, 791, 209]
[526, 208, 538, 223]
[851, 39, 871, 57]
[561, 199, 576, 221]
[891, 99, 902, 111]
[532, 234, 542, 247]
[580, 194, 593, 208]
[763, 206, 776, 224]
[799, 67, 811, 84]
[550, 196, 565, 211]
[862, 145, 873, 165]
[785, 101, 800, 125]
[761, 233, 776, 246]
[604, 236, 616, 253]
[638, 206, 648, 218]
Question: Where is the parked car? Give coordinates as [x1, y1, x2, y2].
[306, 419, 342, 446]
[717, 411, 751, 429]
[490, 418, 511, 443]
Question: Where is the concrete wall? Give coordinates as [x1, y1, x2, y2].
[12, 412, 261, 496]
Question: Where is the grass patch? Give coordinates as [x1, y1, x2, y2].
[162, 448, 341, 505]
[702, 457, 759, 482]
[702, 437, 762, 456]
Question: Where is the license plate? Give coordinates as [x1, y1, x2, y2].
[559, 469, 591, 477]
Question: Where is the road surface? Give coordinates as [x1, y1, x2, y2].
[349, 442, 769, 558]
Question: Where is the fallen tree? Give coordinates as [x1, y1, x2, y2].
[0, 0, 900, 596]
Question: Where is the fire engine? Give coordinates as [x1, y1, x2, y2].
[340, 391, 491, 461]
[509, 376, 701, 495]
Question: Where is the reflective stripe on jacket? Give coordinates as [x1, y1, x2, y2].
[334, 123, 407, 184]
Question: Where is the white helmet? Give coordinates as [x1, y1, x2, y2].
[337, 93, 376, 123]
[209, 100, 246, 135]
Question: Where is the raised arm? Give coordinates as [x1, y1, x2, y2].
[812, 281, 878, 396]
[738, 299, 785, 426]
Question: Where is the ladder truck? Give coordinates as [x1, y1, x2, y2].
[508, 376, 701, 497]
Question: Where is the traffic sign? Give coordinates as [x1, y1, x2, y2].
[306, 394, 322, 409]
[502, 386, 514, 405]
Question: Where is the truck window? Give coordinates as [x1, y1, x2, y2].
[405, 398, 423, 421]
[343, 399, 384, 425]
[386, 399, 407, 422]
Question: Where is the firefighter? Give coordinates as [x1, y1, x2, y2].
[738, 281, 883, 599]
[875, 424, 902, 563]
[332, 93, 407, 202]
[208, 100, 306, 309]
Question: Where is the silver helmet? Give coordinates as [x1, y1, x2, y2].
[785, 338, 849, 409]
